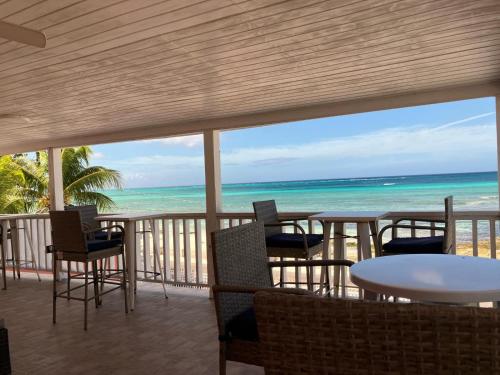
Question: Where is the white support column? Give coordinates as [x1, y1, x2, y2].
[204, 130, 222, 291]
[47, 147, 64, 210]
[496, 96, 500, 209]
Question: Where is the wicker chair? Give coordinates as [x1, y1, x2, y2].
[255, 291, 500, 374]
[253, 200, 325, 289]
[49, 210, 128, 330]
[212, 221, 353, 374]
[377, 196, 454, 256]
[65, 205, 123, 291]
[65, 205, 122, 240]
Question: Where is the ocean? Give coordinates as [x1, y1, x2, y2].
[103, 171, 498, 213]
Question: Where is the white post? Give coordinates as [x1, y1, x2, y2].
[47, 147, 64, 210]
[496, 96, 500, 209]
[204, 130, 222, 292]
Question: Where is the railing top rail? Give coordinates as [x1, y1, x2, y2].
[0, 213, 49, 220]
[2, 210, 500, 222]
[97, 212, 207, 221]
[384, 210, 500, 220]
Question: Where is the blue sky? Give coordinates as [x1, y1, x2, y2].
[91, 97, 497, 188]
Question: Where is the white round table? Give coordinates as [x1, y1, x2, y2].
[350, 254, 500, 303]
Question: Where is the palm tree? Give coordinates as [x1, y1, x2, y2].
[0, 156, 26, 213]
[1, 146, 121, 213]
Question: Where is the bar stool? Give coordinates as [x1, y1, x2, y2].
[50, 210, 128, 330]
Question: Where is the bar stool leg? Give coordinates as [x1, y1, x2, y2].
[121, 252, 128, 314]
[84, 262, 89, 331]
[67, 261, 71, 300]
[92, 260, 99, 308]
[52, 255, 57, 324]
[1, 242, 6, 291]
[279, 257, 284, 288]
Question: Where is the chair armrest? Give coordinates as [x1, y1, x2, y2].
[268, 259, 354, 268]
[377, 224, 446, 256]
[394, 218, 445, 225]
[84, 225, 124, 240]
[265, 222, 306, 235]
[379, 224, 446, 237]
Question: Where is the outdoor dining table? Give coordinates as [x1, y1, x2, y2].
[308, 211, 387, 296]
[97, 212, 169, 310]
[350, 254, 500, 304]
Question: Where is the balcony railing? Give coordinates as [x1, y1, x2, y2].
[1, 210, 499, 288]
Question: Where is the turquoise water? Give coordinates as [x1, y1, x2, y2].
[103, 171, 498, 213]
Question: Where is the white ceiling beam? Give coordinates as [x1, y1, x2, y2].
[1, 80, 499, 155]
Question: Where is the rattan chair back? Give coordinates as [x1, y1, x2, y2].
[255, 291, 500, 375]
[212, 221, 272, 335]
[444, 195, 454, 252]
[65, 205, 100, 231]
[253, 200, 281, 237]
[50, 211, 87, 253]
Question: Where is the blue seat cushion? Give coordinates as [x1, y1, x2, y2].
[93, 231, 122, 241]
[87, 239, 122, 252]
[225, 307, 258, 342]
[383, 235, 444, 254]
[266, 233, 323, 248]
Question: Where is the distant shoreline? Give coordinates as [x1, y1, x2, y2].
[104, 170, 497, 191]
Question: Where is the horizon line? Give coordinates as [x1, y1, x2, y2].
[107, 170, 497, 191]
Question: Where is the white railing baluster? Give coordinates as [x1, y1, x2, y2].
[195, 219, 203, 285]
[410, 220, 416, 238]
[472, 219, 478, 257]
[162, 219, 171, 282]
[183, 219, 191, 283]
[490, 219, 496, 259]
[152, 219, 160, 281]
[173, 219, 181, 283]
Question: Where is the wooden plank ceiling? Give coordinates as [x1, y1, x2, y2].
[0, 0, 499, 153]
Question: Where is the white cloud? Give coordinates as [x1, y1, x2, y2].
[121, 154, 203, 167]
[92, 151, 104, 159]
[220, 122, 496, 167]
[143, 134, 203, 148]
[105, 114, 498, 187]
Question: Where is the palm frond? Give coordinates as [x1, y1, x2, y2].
[65, 166, 122, 194]
[70, 191, 116, 211]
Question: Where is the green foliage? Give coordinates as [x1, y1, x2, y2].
[0, 146, 122, 213]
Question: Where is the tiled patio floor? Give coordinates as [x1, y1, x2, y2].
[0, 273, 262, 375]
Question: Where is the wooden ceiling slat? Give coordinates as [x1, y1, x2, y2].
[34, 72, 500, 138]
[0, 0, 45, 18]
[3, 0, 83, 24]
[0, 0, 230, 71]
[0, 0, 342, 77]
[0, 0, 493, 101]
[0, 0, 364, 88]
[10, 57, 499, 129]
[0, 0, 498, 153]
[1, 24, 496, 110]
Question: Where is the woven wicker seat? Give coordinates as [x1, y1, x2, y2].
[253, 200, 325, 289]
[255, 291, 500, 374]
[49, 210, 128, 331]
[212, 221, 353, 374]
[378, 196, 454, 256]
